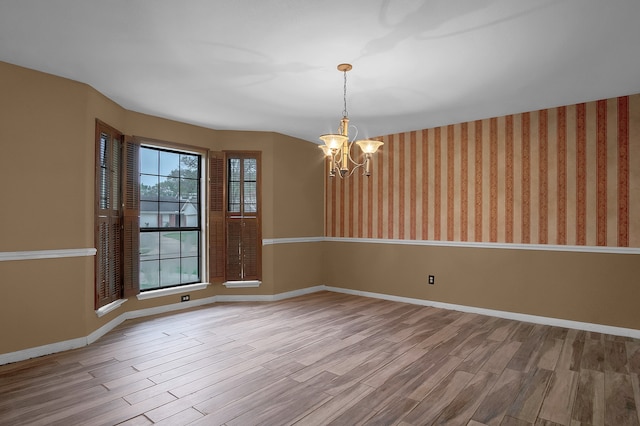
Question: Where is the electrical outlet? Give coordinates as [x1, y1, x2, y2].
[181, 294, 190, 302]
[428, 275, 435, 285]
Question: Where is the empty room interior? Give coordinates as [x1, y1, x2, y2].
[1, 1, 639, 425]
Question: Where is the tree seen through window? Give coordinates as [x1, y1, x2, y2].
[139, 147, 202, 290]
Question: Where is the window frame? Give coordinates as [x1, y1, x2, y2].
[139, 144, 208, 294]
[135, 138, 208, 293]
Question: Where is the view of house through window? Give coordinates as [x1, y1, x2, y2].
[139, 146, 202, 290]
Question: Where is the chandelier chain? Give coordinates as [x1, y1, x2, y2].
[342, 69, 348, 118]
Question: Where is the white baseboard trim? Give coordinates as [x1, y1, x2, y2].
[86, 313, 129, 346]
[3, 284, 639, 365]
[215, 285, 325, 302]
[136, 282, 209, 300]
[0, 285, 325, 366]
[325, 286, 640, 339]
[126, 295, 220, 320]
[0, 337, 89, 366]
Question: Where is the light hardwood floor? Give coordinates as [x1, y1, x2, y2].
[1, 291, 639, 425]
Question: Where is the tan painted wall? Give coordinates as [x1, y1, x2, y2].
[0, 258, 90, 353]
[324, 93, 640, 331]
[0, 61, 324, 355]
[1, 62, 90, 252]
[271, 134, 325, 295]
[272, 134, 325, 239]
[1, 62, 94, 353]
[323, 241, 640, 330]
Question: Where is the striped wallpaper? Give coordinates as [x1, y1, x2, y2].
[325, 94, 640, 248]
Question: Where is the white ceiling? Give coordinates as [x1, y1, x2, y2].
[1, 0, 639, 144]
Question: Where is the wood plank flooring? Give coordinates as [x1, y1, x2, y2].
[1, 291, 639, 425]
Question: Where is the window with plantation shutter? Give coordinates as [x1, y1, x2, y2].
[96, 120, 207, 308]
[208, 151, 262, 283]
[225, 152, 261, 282]
[95, 120, 124, 309]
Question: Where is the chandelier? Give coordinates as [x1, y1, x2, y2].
[319, 63, 383, 178]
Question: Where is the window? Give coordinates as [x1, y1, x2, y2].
[209, 151, 262, 283]
[226, 153, 261, 281]
[95, 121, 123, 308]
[95, 121, 206, 308]
[95, 121, 261, 308]
[139, 146, 203, 291]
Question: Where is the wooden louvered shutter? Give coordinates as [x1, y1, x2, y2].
[238, 152, 261, 281]
[241, 217, 260, 280]
[209, 151, 226, 282]
[95, 120, 124, 309]
[226, 218, 260, 281]
[95, 216, 110, 307]
[226, 219, 242, 280]
[122, 138, 140, 297]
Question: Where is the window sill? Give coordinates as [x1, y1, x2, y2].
[223, 280, 261, 288]
[95, 298, 128, 318]
[136, 282, 209, 300]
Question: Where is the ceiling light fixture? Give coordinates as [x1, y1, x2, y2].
[319, 63, 383, 178]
